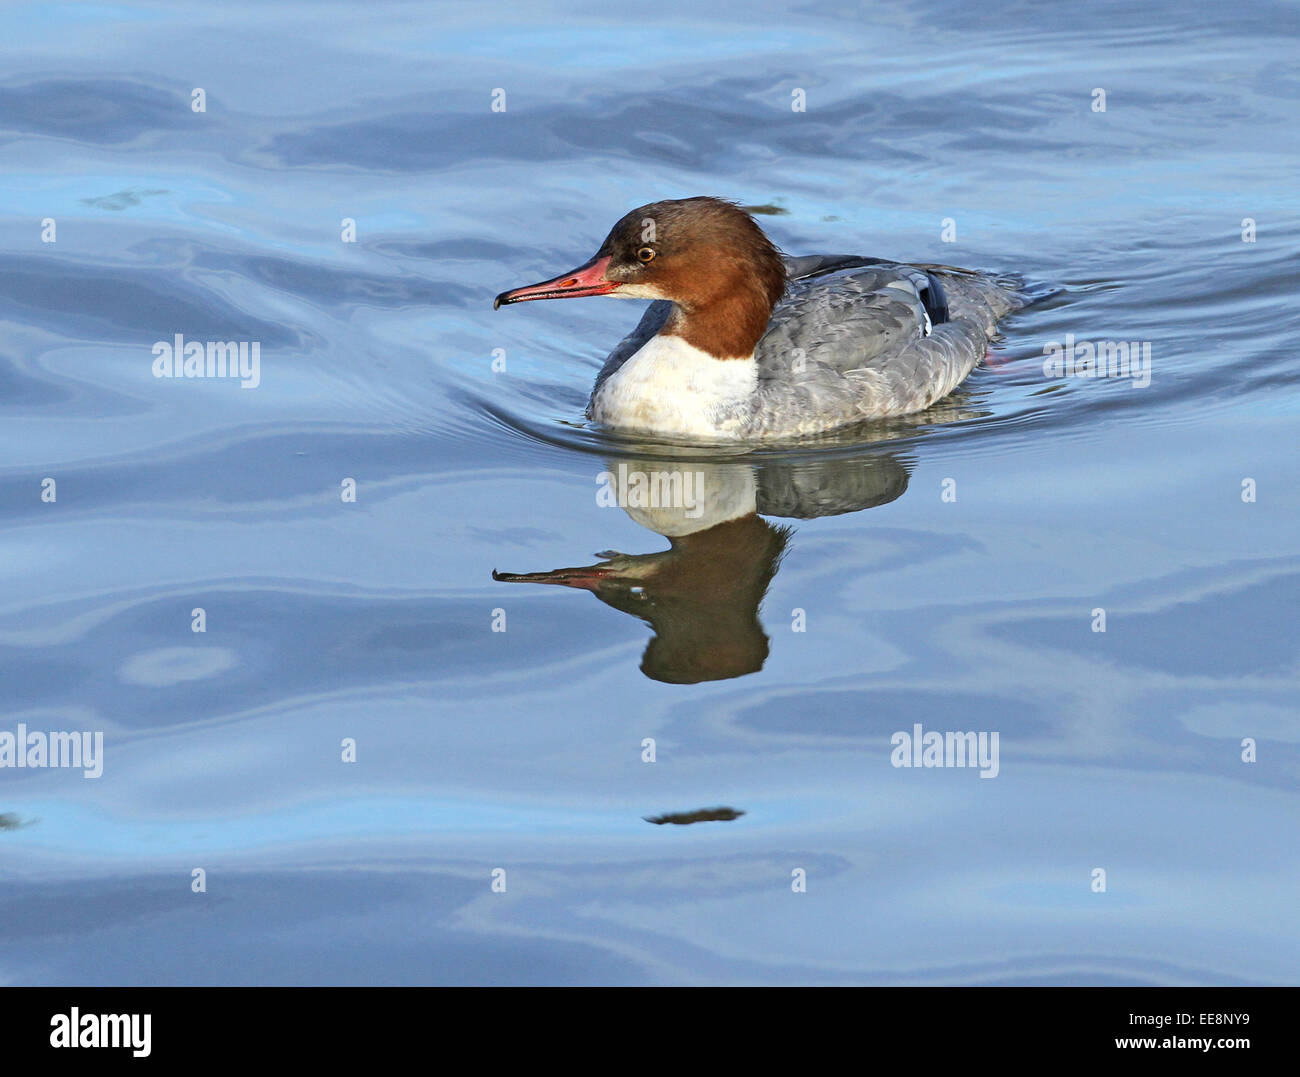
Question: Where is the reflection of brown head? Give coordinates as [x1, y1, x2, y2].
[634, 515, 791, 684]
[495, 513, 791, 684]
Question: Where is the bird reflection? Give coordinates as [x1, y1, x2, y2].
[494, 447, 913, 683]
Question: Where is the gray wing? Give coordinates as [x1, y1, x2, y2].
[743, 260, 1023, 435]
[760, 264, 939, 376]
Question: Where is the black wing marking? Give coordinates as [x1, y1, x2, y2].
[922, 272, 949, 326]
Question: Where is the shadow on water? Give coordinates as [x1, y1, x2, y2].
[644, 807, 747, 825]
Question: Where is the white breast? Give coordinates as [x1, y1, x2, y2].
[589, 334, 757, 439]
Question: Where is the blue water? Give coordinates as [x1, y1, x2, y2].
[1, 0, 1297, 984]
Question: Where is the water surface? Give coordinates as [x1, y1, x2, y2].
[1, 0, 1297, 984]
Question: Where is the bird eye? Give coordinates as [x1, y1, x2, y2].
[636, 246, 656, 263]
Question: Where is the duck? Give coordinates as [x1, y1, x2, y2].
[494, 196, 1024, 441]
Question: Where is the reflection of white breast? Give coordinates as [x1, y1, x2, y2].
[590, 335, 757, 439]
[620, 461, 758, 537]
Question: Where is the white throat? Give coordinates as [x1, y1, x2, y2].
[589, 333, 757, 439]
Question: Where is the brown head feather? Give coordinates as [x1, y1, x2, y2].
[595, 197, 786, 358]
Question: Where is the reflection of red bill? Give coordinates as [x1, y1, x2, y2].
[492, 566, 611, 592]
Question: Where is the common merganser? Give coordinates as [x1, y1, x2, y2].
[494, 197, 1024, 441]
